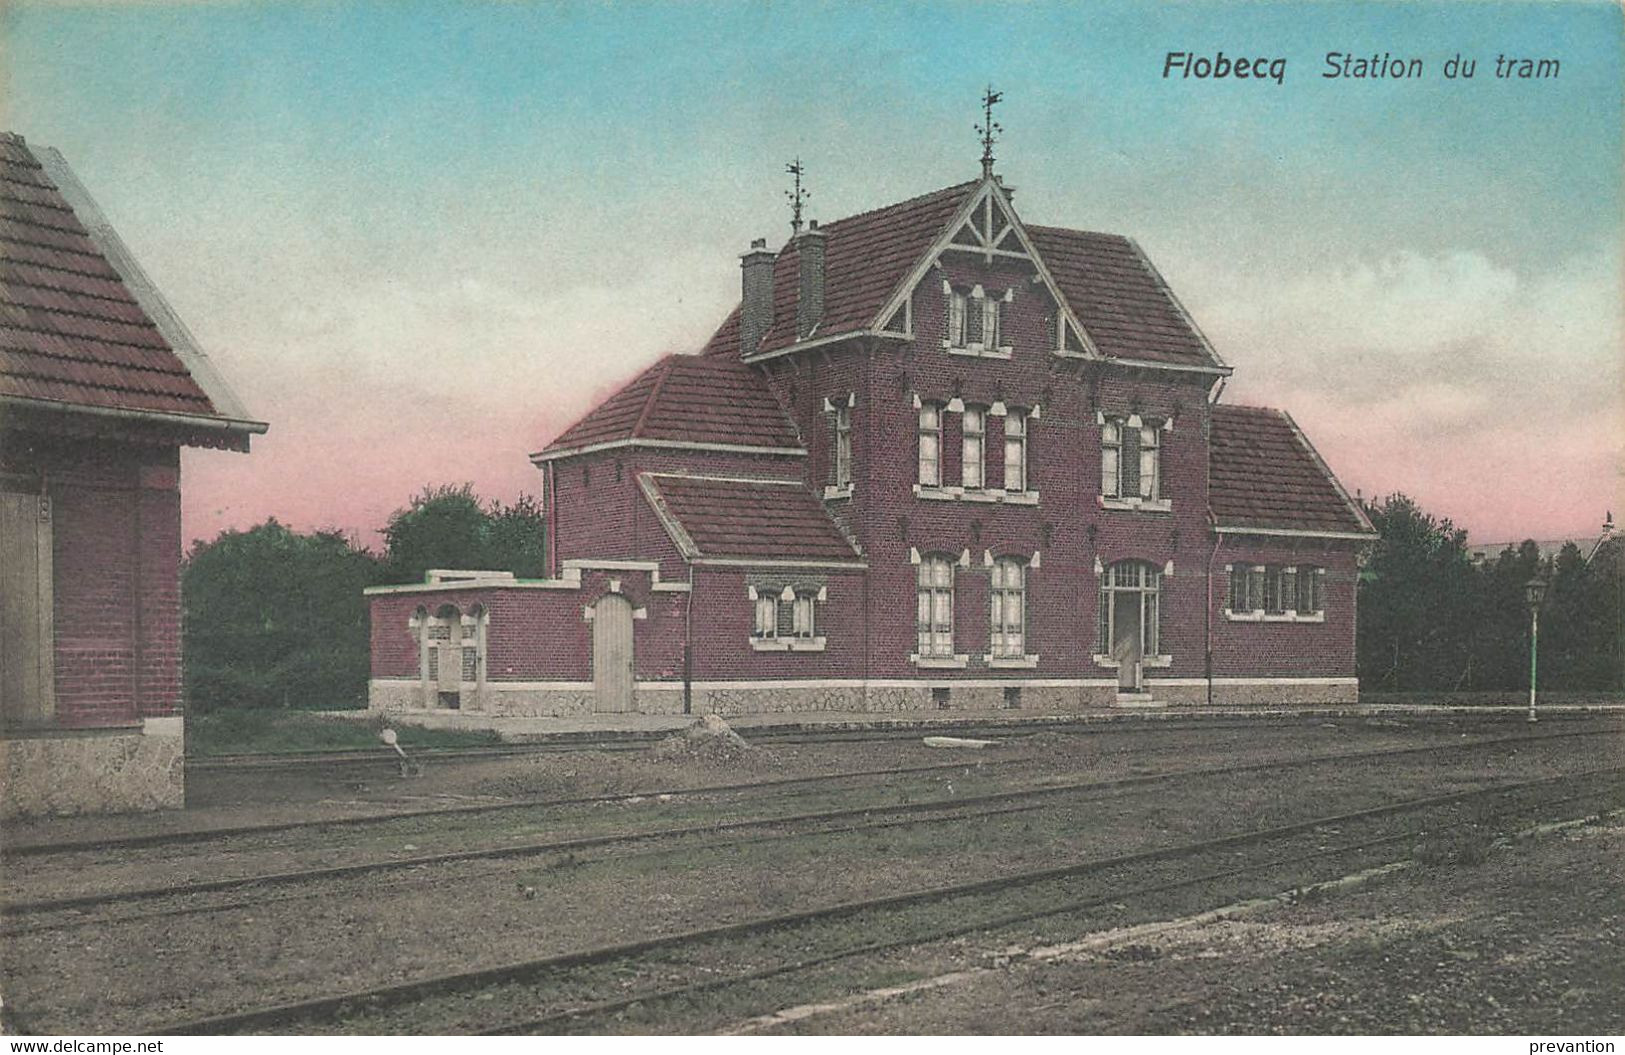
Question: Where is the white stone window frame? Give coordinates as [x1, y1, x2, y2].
[917, 400, 943, 489]
[942, 281, 1014, 360]
[984, 551, 1041, 668]
[961, 404, 986, 490]
[910, 548, 968, 667]
[823, 393, 856, 500]
[912, 399, 1042, 505]
[748, 584, 828, 651]
[1223, 563, 1327, 623]
[1092, 559, 1172, 668]
[1099, 411, 1173, 513]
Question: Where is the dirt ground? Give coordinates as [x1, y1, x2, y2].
[760, 818, 1625, 1035]
[2, 715, 1621, 1035]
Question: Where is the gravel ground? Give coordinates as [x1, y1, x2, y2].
[765, 817, 1625, 1035]
[2, 716, 1620, 1035]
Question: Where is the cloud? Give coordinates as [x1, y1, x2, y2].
[1177, 245, 1623, 539]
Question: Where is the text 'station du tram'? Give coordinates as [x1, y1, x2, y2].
[1162, 51, 1561, 84]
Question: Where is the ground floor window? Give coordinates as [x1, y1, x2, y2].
[989, 557, 1027, 658]
[1227, 564, 1324, 618]
[916, 555, 955, 657]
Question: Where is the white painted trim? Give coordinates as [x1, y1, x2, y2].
[637, 473, 701, 559]
[910, 654, 971, 669]
[142, 716, 183, 738]
[984, 654, 1041, 669]
[630, 677, 1118, 690]
[531, 438, 807, 463]
[1215, 526, 1376, 541]
[641, 471, 806, 487]
[823, 484, 854, 501]
[365, 578, 582, 595]
[1149, 677, 1359, 687]
[1225, 610, 1327, 624]
[693, 558, 867, 569]
[1100, 495, 1173, 514]
[741, 328, 908, 364]
[1055, 349, 1231, 376]
[750, 636, 828, 652]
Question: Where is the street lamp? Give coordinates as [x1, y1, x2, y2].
[1524, 576, 1548, 723]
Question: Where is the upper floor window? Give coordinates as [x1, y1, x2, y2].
[1004, 411, 1028, 493]
[918, 403, 942, 487]
[1102, 417, 1162, 502]
[834, 404, 852, 488]
[916, 555, 955, 658]
[989, 558, 1027, 658]
[962, 406, 986, 489]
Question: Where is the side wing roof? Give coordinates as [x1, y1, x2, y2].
[1209, 404, 1375, 537]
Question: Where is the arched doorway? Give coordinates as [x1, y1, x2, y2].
[431, 603, 463, 709]
[592, 593, 634, 713]
[1099, 561, 1161, 692]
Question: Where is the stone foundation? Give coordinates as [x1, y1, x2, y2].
[1147, 678, 1360, 707]
[0, 717, 184, 819]
[370, 677, 1358, 719]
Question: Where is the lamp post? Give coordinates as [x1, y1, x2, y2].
[1524, 576, 1548, 723]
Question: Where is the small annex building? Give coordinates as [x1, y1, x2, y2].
[1, 132, 265, 817]
[367, 151, 1374, 718]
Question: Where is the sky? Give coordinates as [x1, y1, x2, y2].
[3, 0, 1620, 549]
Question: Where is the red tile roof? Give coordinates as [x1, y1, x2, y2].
[1209, 404, 1374, 535]
[0, 133, 251, 428]
[535, 353, 801, 458]
[640, 473, 861, 563]
[739, 181, 979, 356]
[1027, 225, 1220, 368]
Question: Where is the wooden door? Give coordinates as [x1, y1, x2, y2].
[436, 616, 462, 709]
[1, 491, 54, 727]
[593, 594, 634, 713]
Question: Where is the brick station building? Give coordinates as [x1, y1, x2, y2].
[1, 133, 265, 816]
[368, 157, 1374, 717]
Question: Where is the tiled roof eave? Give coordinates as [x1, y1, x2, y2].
[1214, 522, 1378, 541]
[530, 436, 807, 464]
[0, 393, 269, 436]
[744, 328, 904, 364]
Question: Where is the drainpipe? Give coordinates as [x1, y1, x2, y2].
[544, 461, 558, 579]
[1206, 511, 1221, 708]
[682, 560, 695, 715]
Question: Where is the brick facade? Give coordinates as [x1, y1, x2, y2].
[368, 170, 1373, 717]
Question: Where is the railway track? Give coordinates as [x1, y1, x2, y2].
[4, 726, 1615, 924]
[150, 766, 1625, 1035]
[9, 723, 1612, 861]
[185, 709, 1624, 772]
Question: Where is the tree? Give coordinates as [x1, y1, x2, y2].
[183, 519, 380, 711]
[1357, 494, 1476, 691]
[378, 483, 547, 585]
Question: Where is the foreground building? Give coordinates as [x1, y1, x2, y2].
[368, 150, 1374, 717]
[1, 133, 265, 816]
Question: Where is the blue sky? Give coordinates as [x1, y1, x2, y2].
[4, 1, 1620, 545]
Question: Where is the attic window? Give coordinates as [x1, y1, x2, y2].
[944, 283, 1011, 358]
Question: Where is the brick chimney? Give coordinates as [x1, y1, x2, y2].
[795, 220, 826, 340]
[739, 237, 775, 355]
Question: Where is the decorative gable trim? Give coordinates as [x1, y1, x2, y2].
[870, 178, 1103, 360]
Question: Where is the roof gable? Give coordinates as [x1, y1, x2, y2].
[534, 353, 802, 460]
[0, 132, 263, 439]
[638, 472, 862, 564]
[1209, 404, 1373, 536]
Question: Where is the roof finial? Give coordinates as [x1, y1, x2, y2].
[785, 158, 809, 235]
[977, 84, 1004, 180]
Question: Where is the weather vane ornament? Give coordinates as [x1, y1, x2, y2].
[977, 85, 1003, 179]
[786, 158, 809, 235]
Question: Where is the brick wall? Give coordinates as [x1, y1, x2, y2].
[1, 431, 183, 729]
